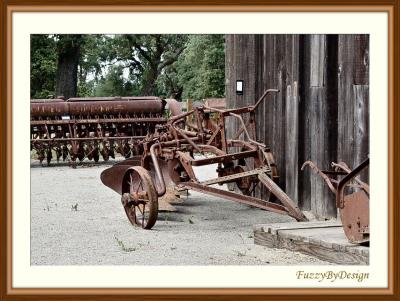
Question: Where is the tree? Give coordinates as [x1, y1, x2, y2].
[77, 35, 110, 96]
[55, 35, 84, 99]
[30, 35, 57, 98]
[108, 34, 188, 96]
[175, 35, 225, 100]
[31, 34, 97, 99]
[31, 34, 226, 100]
[94, 65, 135, 96]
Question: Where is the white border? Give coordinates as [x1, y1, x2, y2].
[13, 12, 388, 288]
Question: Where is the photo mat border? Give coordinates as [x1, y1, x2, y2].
[1, 1, 398, 300]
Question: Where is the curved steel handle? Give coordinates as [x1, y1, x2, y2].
[252, 89, 280, 112]
[150, 143, 166, 197]
[336, 157, 369, 208]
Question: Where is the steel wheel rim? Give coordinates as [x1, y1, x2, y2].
[122, 166, 158, 229]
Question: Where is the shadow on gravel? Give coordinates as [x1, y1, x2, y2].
[158, 212, 187, 222]
[30, 158, 125, 168]
[172, 199, 205, 207]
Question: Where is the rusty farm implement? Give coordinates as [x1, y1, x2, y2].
[30, 96, 181, 166]
[302, 158, 370, 244]
[100, 89, 308, 229]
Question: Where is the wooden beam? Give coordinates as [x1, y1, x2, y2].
[254, 221, 369, 265]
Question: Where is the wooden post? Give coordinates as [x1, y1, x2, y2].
[303, 35, 338, 219]
[338, 35, 369, 182]
[224, 34, 259, 191]
[225, 34, 235, 140]
[298, 35, 311, 211]
[284, 35, 300, 204]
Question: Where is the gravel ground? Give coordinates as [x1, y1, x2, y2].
[31, 159, 332, 265]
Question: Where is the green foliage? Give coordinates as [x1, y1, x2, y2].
[94, 65, 135, 96]
[175, 35, 225, 100]
[78, 35, 111, 94]
[31, 34, 225, 101]
[55, 34, 84, 57]
[103, 34, 188, 97]
[30, 35, 57, 98]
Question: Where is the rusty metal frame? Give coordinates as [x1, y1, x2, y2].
[101, 89, 308, 229]
[30, 97, 172, 166]
[302, 157, 370, 243]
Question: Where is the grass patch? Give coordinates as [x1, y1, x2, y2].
[114, 235, 136, 252]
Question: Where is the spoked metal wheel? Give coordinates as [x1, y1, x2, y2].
[235, 148, 279, 202]
[121, 166, 158, 229]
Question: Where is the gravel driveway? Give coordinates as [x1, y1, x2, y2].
[30, 159, 331, 265]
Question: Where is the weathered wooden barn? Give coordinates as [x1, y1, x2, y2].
[225, 34, 369, 219]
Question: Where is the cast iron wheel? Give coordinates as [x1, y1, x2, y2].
[121, 166, 158, 229]
[235, 149, 279, 202]
[234, 165, 252, 195]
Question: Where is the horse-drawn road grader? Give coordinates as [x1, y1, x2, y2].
[100, 89, 308, 230]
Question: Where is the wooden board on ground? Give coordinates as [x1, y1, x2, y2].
[254, 221, 369, 265]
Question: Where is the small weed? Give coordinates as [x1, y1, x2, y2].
[71, 203, 78, 211]
[234, 250, 247, 257]
[238, 233, 245, 244]
[114, 235, 136, 252]
[188, 216, 194, 224]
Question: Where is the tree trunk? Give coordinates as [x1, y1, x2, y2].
[141, 66, 159, 96]
[56, 35, 81, 99]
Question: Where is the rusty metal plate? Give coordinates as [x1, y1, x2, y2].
[340, 190, 370, 244]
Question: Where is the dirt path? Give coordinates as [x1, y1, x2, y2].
[30, 159, 331, 265]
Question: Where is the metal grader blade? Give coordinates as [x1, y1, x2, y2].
[100, 157, 142, 195]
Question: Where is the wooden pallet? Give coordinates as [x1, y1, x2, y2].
[254, 221, 369, 265]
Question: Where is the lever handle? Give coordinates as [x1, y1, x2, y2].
[252, 89, 280, 111]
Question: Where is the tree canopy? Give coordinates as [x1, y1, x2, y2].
[31, 34, 225, 100]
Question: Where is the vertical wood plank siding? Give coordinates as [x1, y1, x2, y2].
[225, 34, 369, 219]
